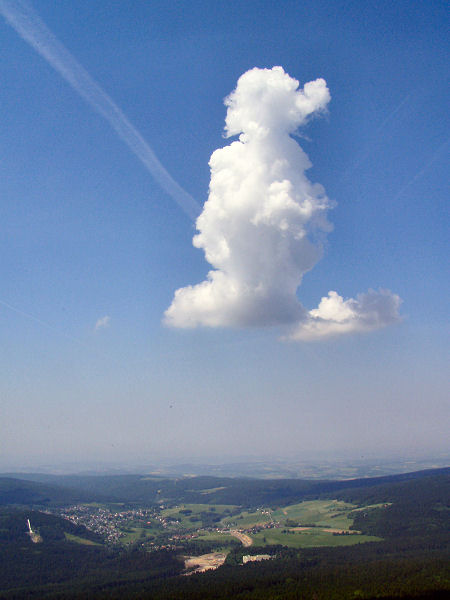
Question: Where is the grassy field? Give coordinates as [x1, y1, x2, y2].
[114, 499, 384, 550]
[251, 529, 382, 548]
[221, 509, 272, 528]
[272, 499, 356, 529]
[220, 500, 355, 529]
[119, 524, 161, 544]
[119, 524, 234, 546]
[161, 503, 237, 528]
[64, 533, 102, 546]
[197, 486, 227, 495]
[350, 503, 390, 512]
[194, 530, 235, 544]
[219, 499, 382, 549]
[162, 503, 238, 515]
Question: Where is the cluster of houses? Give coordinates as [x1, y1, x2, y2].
[56, 505, 158, 544]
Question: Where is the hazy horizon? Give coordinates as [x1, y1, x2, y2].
[2, 449, 449, 478]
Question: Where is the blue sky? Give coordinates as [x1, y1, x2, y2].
[0, 0, 448, 469]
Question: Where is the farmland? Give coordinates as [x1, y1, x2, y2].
[52, 498, 382, 552]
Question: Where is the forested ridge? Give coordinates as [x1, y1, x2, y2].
[2, 467, 448, 508]
[0, 468, 448, 599]
[0, 478, 99, 507]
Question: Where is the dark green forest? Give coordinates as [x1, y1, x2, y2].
[0, 468, 448, 599]
[2, 467, 448, 507]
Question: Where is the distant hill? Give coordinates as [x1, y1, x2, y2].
[1, 467, 448, 508]
[0, 477, 102, 506]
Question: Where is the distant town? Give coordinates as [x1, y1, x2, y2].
[50, 504, 283, 551]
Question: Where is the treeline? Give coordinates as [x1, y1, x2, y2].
[332, 472, 450, 538]
[3, 468, 448, 509]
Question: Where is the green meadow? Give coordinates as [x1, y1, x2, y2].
[64, 533, 102, 546]
[160, 504, 237, 528]
[219, 500, 382, 548]
[114, 499, 383, 549]
[221, 509, 272, 528]
[251, 528, 381, 548]
[272, 499, 356, 528]
[220, 500, 355, 529]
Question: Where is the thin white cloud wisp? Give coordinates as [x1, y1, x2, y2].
[94, 315, 111, 332]
[165, 67, 401, 340]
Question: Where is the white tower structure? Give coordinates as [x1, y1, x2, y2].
[27, 519, 33, 534]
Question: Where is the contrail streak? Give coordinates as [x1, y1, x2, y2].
[0, 0, 201, 220]
[392, 138, 449, 202]
[0, 297, 130, 366]
[0, 298, 85, 345]
[337, 94, 412, 187]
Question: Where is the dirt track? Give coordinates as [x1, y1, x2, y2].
[230, 530, 253, 546]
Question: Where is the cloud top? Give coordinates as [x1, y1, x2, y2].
[224, 66, 330, 140]
[165, 67, 401, 340]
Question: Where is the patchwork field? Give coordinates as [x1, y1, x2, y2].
[221, 500, 355, 529]
[81, 498, 383, 550]
[220, 499, 382, 548]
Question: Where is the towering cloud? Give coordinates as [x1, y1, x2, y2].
[165, 66, 401, 340]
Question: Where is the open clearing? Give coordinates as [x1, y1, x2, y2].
[251, 528, 381, 548]
[272, 500, 355, 529]
[184, 552, 227, 574]
[64, 533, 101, 546]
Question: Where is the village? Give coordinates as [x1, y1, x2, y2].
[51, 504, 282, 550]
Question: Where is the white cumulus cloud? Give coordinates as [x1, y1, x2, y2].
[287, 290, 402, 341]
[94, 315, 111, 331]
[164, 66, 401, 340]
